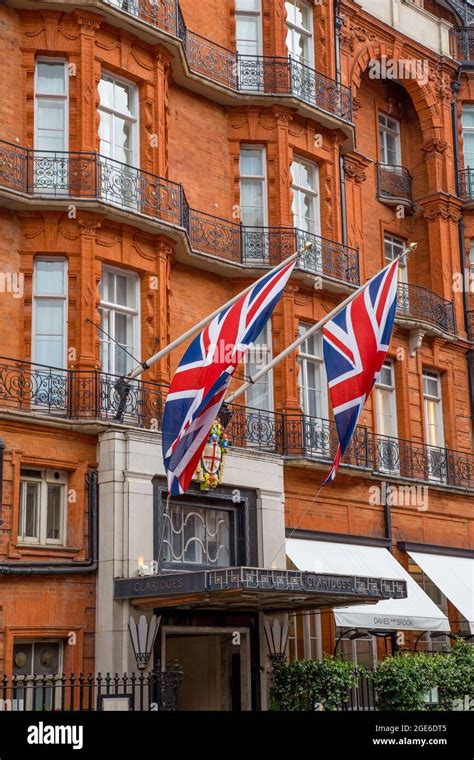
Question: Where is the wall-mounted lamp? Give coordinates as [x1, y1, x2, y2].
[128, 614, 161, 670]
[264, 618, 289, 664]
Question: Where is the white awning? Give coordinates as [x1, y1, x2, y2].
[408, 551, 474, 635]
[287, 539, 450, 632]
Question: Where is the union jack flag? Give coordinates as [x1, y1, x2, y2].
[322, 258, 399, 484]
[162, 260, 296, 495]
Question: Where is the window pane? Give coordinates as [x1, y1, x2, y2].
[33, 642, 60, 675]
[21, 482, 39, 538]
[236, 0, 259, 9]
[37, 100, 65, 132]
[13, 643, 33, 676]
[462, 107, 474, 129]
[35, 260, 65, 295]
[114, 80, 134, 117]
[98, 77, 114, 108]
[35, 300, 64, 336]
[37, 62, 65, 95]
[46, 485, 62, 540]
[240, 149, 263, 176]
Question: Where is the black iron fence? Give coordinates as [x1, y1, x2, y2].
[2, 356, 473, 490]
[340, 670, 378, 711]
[450, 27, 474, 62]
[0, 670, 181, 711]
[397, 283, 457, 335]
[377, 163, 413, 205]
[103, 0, 352, 122]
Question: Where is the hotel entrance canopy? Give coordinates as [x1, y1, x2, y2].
[114, 566, 407, 613]
[287, 539, 450, 632]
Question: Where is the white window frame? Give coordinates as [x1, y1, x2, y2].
[285, 0, 315, 68]
[291, 157, 320, 237]
[99, 266, 140, 377]
[18, 469, 67, 546]
[235, 0, 262, 58]
[298, 323, 328, 419]
[288, 612, 322, 661]
[423, 371, 445, 449]
[32, 257, 68, 370]
[375, 360, 398, 439]
[98, 71, 139, 167]
[34, 58, 69, 153]
[245, 322, 273, 412]
[379, 113, 401, 166]
[239, 144, 268, 228]
[462, 106, 474, 169]
[384, 233, 408, 284]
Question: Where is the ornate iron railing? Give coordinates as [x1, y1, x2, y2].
[0, 358, 167, 429]
[458, 167, 474, 201]
[377, 163, 413, 205]
[0, 669, 182, 711]
[0, 140, 358, 286]
[1, 357, 473, 489]
[0, 142, 185, 227]
[104, 0, 177, 34]
[189, 210, 360, 285]
[102, 0, 353, 122]
[450, 27, 474, 61]
[282, 412, 474, 490]
[396, 283, 457, 335]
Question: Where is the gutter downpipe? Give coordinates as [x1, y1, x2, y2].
[452, 58, 474, 423]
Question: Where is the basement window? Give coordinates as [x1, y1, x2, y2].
[18, 469, 67, 546]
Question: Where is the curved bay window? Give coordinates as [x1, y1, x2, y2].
[162, 500, 235, 570]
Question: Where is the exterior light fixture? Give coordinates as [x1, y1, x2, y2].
[128, 614, 161, 670]
[264, 617, 289, 663]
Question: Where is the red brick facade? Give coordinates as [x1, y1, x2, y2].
[0, 0, 472, 676]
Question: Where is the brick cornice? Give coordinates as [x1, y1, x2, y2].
[418, 194, 463, 223]
[77, 214, 102, 236]
[73, 10, 102, 32]
[343, 151, 371, 183]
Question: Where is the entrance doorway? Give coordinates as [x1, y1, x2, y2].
[161, 626, 252, 711]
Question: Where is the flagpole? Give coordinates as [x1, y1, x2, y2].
[225, 243, 417, 405]
[125, 241, 314, 382]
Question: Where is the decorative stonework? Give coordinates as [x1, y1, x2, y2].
[420, 198, 462, 223]
[77, 215, 102, 236]
[421, 138, 448, 155]
[343, 153, 371, 183]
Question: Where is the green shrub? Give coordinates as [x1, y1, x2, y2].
[433, 640, 474, 710]
[269, 656, 356, 711]
[370, 652, 437, 711]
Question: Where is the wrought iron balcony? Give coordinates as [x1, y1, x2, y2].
[0, 141, 184, 227]
[396, 283, 457, 335]
[0, 357, 167, 429]
[0, 140, 359, 287]
[2, 357, 472, 490]
[457, 167, 474, 201]
[103, 0, 352, 123]
[282, 413, 474, 490]
[376, 163, 414, 208]
[189, 210, 360, 286]
[450, 27, 474, 61]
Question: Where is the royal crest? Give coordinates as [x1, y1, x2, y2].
[195, 419, 229, 490]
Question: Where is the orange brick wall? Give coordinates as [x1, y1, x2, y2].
[0, 0, 473, 670]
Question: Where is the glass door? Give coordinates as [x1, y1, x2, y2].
[235, 0, 262, 92]
[375, 361, 399, 474]
[298, 324, 329, 458]
[34, 60, 68, 195]
[98, 74, 139, 210]
[423, 371, 447, 483]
